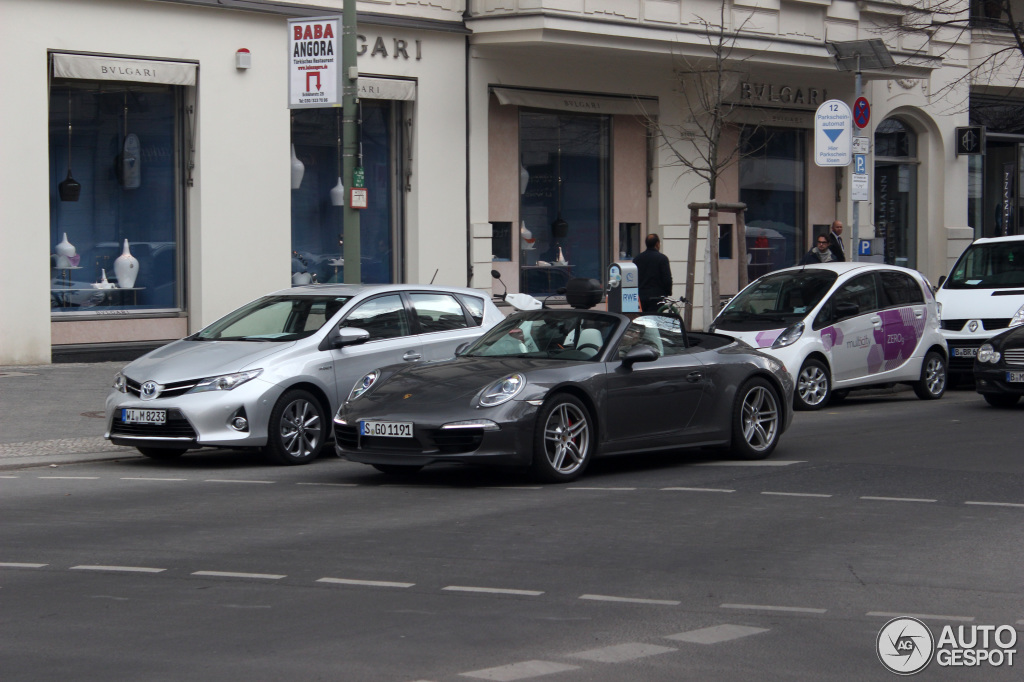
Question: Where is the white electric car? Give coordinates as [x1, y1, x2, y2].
[709, 262, 948, 410]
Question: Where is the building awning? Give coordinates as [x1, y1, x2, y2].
[359, 77, 416, 101]
[52, 53, 197, 86]
[492, 87, 658, 116]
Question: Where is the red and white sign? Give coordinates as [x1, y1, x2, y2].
[288, 18, 339, 108]
[350, 188, 369, 209]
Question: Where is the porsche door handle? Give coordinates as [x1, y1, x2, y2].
[403, 351, 422, 362]
[686, 371, 704, 382]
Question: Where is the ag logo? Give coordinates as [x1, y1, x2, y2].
[877, 617, 934, 675]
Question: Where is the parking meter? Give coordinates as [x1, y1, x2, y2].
[607, 261, 639, 313]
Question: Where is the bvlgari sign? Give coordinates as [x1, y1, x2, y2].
[736, 82, 829, 109]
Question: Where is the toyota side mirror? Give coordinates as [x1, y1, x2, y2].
[325, 326, 370, 350]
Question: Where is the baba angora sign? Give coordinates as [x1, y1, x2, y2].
[288, 17, 340, 108]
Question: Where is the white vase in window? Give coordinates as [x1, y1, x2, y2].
[114, 239, 139, 289]
[55, 233, 77, 268]
[291, 144, 305, 189]
[330, 177, 345, 206]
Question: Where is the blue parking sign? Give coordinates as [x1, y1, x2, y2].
[854, 154, 867, 174]
[859, 239, 872, 256]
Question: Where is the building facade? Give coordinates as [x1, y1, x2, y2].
[1, 0, 1005, 365]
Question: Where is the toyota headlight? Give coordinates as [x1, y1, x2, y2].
[1011, 303, 1024, 328]
[189, 369, 263, 393]
[977, 343, 1001, 364]
[113, 372, 127, 393]
[348, 370, 380, 401]
[478, 373, 526, 407]
[772, 322, 805, 349]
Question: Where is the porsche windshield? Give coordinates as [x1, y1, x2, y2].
[945, 240, 1024, 290]
[195, 295, 351, 341]
[716, 270, 837, 330]
[465, 311, 618, 360]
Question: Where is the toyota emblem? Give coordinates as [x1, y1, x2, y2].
[140, 381, 162, 400]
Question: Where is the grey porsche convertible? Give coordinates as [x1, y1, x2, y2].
[333, 281, 795, 482]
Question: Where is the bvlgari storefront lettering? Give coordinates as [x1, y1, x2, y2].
[739, 82, 828, 108]
[357, 35, 422, 60]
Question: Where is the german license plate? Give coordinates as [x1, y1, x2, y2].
[1006, 371, 1024, 383]
[953, 347, 978, 358]
[122, 408, 166, 425]
[360, 420, 413, 438]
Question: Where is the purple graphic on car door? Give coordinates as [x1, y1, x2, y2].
[869, 307, 926, 373]
[820, 326, 844, 351]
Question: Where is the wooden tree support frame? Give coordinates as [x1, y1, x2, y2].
[685, 201, 747, 330]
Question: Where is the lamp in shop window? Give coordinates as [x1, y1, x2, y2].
[58, 91, 81, 202]
[330, 110, 345, 206]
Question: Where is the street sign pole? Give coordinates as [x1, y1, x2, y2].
[341, 0, 360, 282]
[852, 64, 862, 262]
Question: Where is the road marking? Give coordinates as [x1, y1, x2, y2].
[0, 562, 47, 568]
[721, 603, 826, 614]
[493, 486, 543, 490]
[860, 496, 936, 503]
[38, 476, 100, 480]
[460, 660, 580, 680]
[192, 570, 285, 580]
[761, 491, 832, 498]
[694, 460, 804, 467]
[567, 487, 636, 491]
[317, 577, 414, 588]
[661, 487, 735, 493]
[121, 477, 188, 481]
[296, 482, 358, 487]
[965, 501, 1024, 508]
[202, 479, 275, 484]
[666, 624, 769, 644]
[443, 586, 544, 596]
[867, 611, 975, 622]
[566, 642, 676, 663]
[579, 594, 680, 606]
[0, 475, 19, 478]
[71, 565, 166, 573]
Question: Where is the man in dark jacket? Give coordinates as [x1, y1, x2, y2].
[633, 233, 673, 313]
[827, 220, 846, 262]
[800, 235, 835, 264]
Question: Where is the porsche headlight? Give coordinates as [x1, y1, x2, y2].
[772, 322, 805, 349]
[189, 369, 263, 393]
[977, 343, 1001, 364]
[348, 370, 380, 401]
[113, 372, 127, 393]
[479, 373, 525, 407]
[1011, 303, 1024, 328]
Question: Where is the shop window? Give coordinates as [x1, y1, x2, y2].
[874, 118, 919, 268]
[491, 221, 512, 261]
[291, 101, 397, 285]
[618, 223, 641, 260]
[719, 223, 733, 259]
[49, 82, 182, 313]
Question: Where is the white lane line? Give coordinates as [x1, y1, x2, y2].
[695, 461, 804, 467]
[460, 660, 579, 680]
[0, 562, 47, 568]
[567, 487, 636, 491]
[566, 642, 676, 663]
[761, 491, 832, 498]
[867, 611, 975, 622]
[662, 487, 735, 493]
[579, 594, 681, 606]
[38, 476, 99, 480]
[666, 624, 769, 644]
[296, 482, 358, 487]
[965, 501, 1024, 508]
[443, 586, 544, 597]
[721, 603, 826, 614]
[0, 475, 19, 478]
[494, 486, 543, 490]
[71, 565, 166, 573]
[317, 577, 414, 588]
[121, 477, 187, 481]
[203, 479, 275, 484]
[860, 496, 936, 503]
[192, 570, 285, 580]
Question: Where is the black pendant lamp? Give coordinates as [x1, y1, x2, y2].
[58, 91, 81, 202]
[551, 126, 568, 239]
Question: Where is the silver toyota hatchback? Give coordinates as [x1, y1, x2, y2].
[105, 284, 504, 464]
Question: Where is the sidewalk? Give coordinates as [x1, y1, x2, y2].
[0, 361, 140, 470]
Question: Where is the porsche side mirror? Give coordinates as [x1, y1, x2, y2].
[621, 345, 659, 367]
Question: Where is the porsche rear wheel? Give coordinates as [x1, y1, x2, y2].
[731, 377, 781, 461]
[531, 395, 593, 483]
[263, 389, 326, 465]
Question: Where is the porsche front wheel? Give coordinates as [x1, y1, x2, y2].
[731, 377, 781, 461]
[531, 395, 593, 483]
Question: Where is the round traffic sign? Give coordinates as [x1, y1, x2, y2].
[853, 97, 870, 128]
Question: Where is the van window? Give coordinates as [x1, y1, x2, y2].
[946, 241, 1024, 289]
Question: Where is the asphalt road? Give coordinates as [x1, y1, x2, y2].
[2, 387, 1023, 681]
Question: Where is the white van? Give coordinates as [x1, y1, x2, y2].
[709, 263, 948, 410]
[935, 235, 1024, 381]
